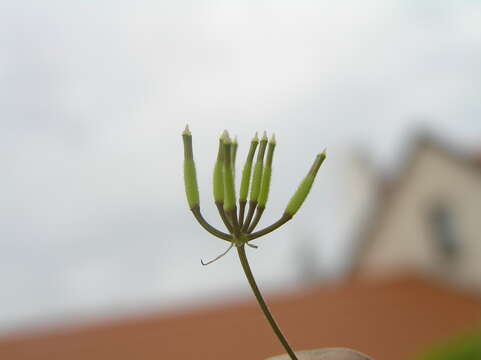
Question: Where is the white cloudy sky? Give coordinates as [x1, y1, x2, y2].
[1, 1, 481, 334]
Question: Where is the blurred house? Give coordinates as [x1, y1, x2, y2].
[1, 133, 479, 360]
[351, 133, 481, 293]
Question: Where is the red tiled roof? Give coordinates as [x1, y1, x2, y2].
[0, 274, 479, 360]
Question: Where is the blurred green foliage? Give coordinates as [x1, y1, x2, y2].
[416, 328, 481, 360]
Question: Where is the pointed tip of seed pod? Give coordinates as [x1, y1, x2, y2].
[221, 130, 231, 144]
[320, 148, 327, 157]
[252, 132, 259, 143]
[261, 131, 268, 142]
[182, 124, 191, 136]
[269, 133, 276, 145]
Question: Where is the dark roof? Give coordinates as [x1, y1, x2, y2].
[0, 274, 479, 360]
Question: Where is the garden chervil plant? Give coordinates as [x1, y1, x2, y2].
[182, 126, 326, 360]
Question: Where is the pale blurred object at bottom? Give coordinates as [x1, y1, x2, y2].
[267, 348, 372, 360]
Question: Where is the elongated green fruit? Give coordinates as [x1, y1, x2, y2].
[258, 134, 276, 207]
[239, 133, 259, 201]
[182, 125, 200, 208]
[249, 131, 268, 202]
[213, 137, 224, 202]
[222, 131, 236, 211]
[232, 136, 238, 168]
[284, 150, 326, 217]
[231, 135, 238, 187]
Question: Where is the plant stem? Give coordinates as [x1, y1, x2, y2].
[237, 245, 298, 360]
[190, 206, 232, 241]
[247, 213, 291, 241]
[247, 206, 265, 233]
[215, 201, 233, 233]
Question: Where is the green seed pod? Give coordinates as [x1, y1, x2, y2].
[182, 125, 200, 209]
[249, 131, 268, 202]
[222, 131, 236, 211]
[239, 133, 259, 201]
[213, 137, 224, 203]
[231, 135, 238, 187]
[232, 136, 238, 168]
[258, 134, 276, 207]
[284, 150, 326, 217]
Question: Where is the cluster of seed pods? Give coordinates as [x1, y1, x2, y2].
[182, 125, 326, 257]
[182, 125, 326, 360]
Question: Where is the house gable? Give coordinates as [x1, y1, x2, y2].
[352, 135, 481, 291]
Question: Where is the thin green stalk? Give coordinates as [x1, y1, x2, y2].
[247, 206, 265, 233]
[239, 200, 247, 228]
[247, 213, 292, 241]
[237, 245, 298, 360]
[242, 200, 257, 232]
[215, 201, 233, 233]
[191, 206, 233, 241]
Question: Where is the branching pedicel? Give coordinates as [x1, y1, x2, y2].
[182, 126, 326, 360]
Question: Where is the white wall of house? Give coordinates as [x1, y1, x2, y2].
[358, 144, 481, 292]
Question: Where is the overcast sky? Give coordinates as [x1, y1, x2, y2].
[1, 1, 481, 334]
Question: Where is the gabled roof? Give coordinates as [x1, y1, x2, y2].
[349, 132, 481, 275]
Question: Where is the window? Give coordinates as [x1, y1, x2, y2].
[429, 203, 459, 261]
